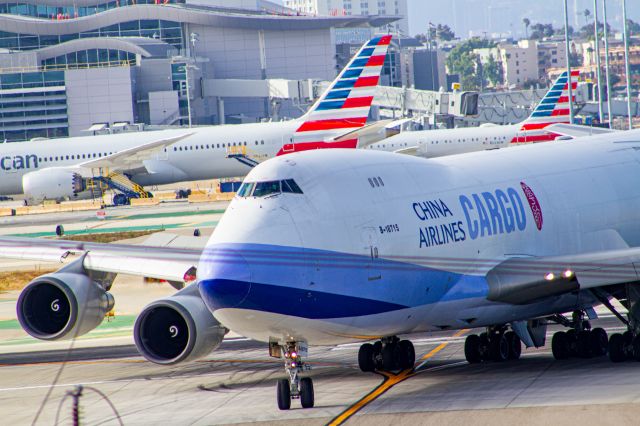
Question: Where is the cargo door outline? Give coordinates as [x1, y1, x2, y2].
[362, 226, 381, 281]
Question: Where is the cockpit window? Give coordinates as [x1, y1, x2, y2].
[282, 179, 303, 194]
[253, 181, 281, 197]
[237, 182, 255, 198]
[238, 179, 303, 198]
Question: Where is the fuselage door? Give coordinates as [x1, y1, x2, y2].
[361, 226, 381, 282]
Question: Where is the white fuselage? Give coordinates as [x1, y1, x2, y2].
[198, 130, 640, 346]
[368, 124, 520, 157]
[0, 121, 300, 195]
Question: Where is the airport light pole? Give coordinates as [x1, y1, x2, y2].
[593, 0, 604, 124]
[622, 0, 633, 130]
[185, 64, 193, 128]
[603, 0, 613, 128]
[563, 0, 574, 124]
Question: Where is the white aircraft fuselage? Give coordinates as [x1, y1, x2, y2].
[369, 123, 518, 157]
[0, 121, 298, 195]
[198, 130, 640, 345]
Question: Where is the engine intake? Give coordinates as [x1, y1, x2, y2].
[134, 285, 227, 365]
[23, 168, 87, 201]
[17, 272, 114, 340]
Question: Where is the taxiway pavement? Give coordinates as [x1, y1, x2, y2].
[1, 202, 639, 425]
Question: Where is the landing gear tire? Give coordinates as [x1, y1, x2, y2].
[276, 379, 291, 410]
[632, 337, 640, 362]
[590, 328, 608, 357]
[397, 340, 415, 370]
[609, 333, 626, 363]
[505, 331, 522, 360]
[382, 343, 397, 371]
[576, 330, 592, 358]
[489, 333, 509, 362]
[358, 343, 376, 372]
[300, 377, 314, 408]
[552, 331, 570, 360]
[464, 334, 482, 364]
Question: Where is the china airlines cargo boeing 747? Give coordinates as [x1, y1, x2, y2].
[0, 35, 391, 203]
[369, 70, 581, 157]
[5, 129, 640, 410]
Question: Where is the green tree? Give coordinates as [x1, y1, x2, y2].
[627, 19, 640, 36]
[530, 23, 556, 39]
[578, 21, 611, 40]
[436, 24, 455, 41]
[416, 23, 455, 43]
[446, 38, 496, 91]
[523, 18, 530, 39]
[583, 8, 591, 25]
[484, 54, 503, 86]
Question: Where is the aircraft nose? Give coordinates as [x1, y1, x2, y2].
[198, 249, 252, 311]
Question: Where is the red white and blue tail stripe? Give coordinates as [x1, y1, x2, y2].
[511, 70, 579, 143]
[277, 35, 391, 155]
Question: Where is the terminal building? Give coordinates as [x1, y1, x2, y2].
[0, 0, 398, 142]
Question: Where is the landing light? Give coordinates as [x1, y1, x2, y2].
[544, 272, 555, 281]
[563, 270, 574, 278]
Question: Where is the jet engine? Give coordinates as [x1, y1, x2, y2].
[17, 271, 114, 341]
[22, 168, 86, 201]
[134, 285, 227, 365]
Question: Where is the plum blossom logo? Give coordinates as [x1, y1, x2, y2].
[520, 182, 543, 231]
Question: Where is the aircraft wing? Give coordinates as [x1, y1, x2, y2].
[0, 236, 201, 284]
[486, 247, 640, 305]
[546, 123, 617, 139]
[394, 146, 418, 155]
[77, 132, 194, 171]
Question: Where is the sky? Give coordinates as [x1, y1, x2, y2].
[406, 0, 640, 38]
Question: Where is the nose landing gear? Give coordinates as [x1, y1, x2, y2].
[358, 336, 415, 372]
[272, 341, 314, 410]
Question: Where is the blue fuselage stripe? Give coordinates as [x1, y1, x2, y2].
[199, 279, 408, 319]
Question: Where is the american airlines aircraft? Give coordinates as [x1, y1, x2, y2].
[0, 35, 391, 203]
[369, 70, 580, 157]
[5, 128, 640, 410]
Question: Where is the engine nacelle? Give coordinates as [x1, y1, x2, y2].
[134, 286, 227, 365]
[23, 168, 86, 201]
[17, 272, 114, 341]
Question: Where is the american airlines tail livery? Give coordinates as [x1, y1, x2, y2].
[5, 128, 640, 410]
[370, 70, 580, 157]
[0, 35, 391, 203]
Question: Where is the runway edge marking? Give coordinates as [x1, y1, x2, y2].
[327, 329, 468, 426]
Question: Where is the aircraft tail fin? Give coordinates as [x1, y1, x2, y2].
[278, 35, 391, 155]
[514, 70, 579, 142]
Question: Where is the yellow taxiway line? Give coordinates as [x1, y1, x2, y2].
[328, 329, 469, 426]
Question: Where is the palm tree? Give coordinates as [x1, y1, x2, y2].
[523, 17, 530, 39]
[584, 8, 591, 24]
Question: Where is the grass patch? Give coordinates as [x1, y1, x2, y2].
[55, 230, 159, 244]
[0, 268, 58, 292]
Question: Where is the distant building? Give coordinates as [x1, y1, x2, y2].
[0, 0, 395, 142]
[498, 40, 539, 88]
[475, 39, 568, 88]
[284, 0, 408, 36]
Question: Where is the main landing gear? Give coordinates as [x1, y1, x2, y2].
[550, 310, 608, 360]
[597, 285, 640, 363]
[464, 326, 522, 363]
[357, 336, 415, 372]
[272, 341, 314, 410]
